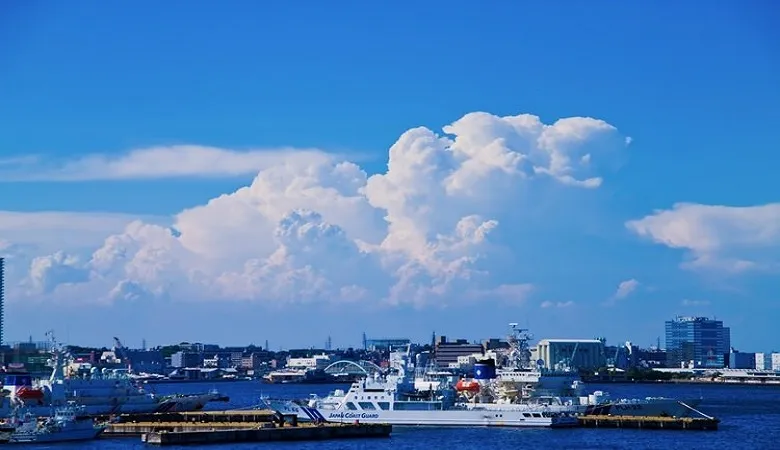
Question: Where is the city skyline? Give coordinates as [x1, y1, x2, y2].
[4, 313, 778, 356]
[1, 3, 778, 349]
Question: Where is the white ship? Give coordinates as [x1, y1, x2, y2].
[0, 335, 226, 417]
[271, 324, 707, 422]
[6, 404, 104, 443]
[445, 325, 705, 418]
[265, 349, 578, 428]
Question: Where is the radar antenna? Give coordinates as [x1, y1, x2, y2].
[506, 323, 534, 369]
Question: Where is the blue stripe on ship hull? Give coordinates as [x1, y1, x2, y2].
[299, 406, 316, 421]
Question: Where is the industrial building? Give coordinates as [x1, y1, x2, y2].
[535, 339, 606, 370]
[286, 354, 331, 370]
[434, 336, 484, 367]
[665, 316, 730, 368]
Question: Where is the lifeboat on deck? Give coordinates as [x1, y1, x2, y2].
[455, 379, 480, 393]
[15, 386, 44, 401]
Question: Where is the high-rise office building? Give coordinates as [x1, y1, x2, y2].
[665, 316, 730, 368]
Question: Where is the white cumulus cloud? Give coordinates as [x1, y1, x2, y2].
[2, 110, 629, 306]
[0, 145, 335, 181]
[0, 211, 163, 252]
[626, 203, 780, 273]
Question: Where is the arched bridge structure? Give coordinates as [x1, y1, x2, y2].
[324, 360, 384, 377]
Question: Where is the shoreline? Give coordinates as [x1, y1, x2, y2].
[586, 379, 780, 386]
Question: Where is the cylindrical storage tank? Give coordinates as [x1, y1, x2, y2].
[473, 359, 497, 380]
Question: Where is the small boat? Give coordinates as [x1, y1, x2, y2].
[7, 404, 105, 443]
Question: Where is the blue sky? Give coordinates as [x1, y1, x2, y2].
[1, 2, 778, 351]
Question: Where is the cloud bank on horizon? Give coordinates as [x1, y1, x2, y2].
[1, 111, 778, 308]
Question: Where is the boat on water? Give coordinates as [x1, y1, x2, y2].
[264, 348, 578, 428]
[444, 325, 704, 418]
[269, 324, 707, 423]
[0, 335, 228, 417]
[5, 404, 104, 443]
[262, 368, 338, 384]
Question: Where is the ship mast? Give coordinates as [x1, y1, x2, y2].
[506, 323, 533, 369]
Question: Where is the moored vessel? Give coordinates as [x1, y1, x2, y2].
[6, 404, 105, 443]
[270, 323, 708, 423]
[265, 348, 578, 428]
[448, 324, 704, 418]
[0, 334, 228, 418]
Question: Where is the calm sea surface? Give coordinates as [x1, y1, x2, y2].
[27, 381, 780, 449]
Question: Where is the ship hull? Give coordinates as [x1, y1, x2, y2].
[266, 400, 576, 428]
[452, 398, 703, 418]
[9, 422, 104, 444]
[580, 398, 703, 417]
[9, 427, 103, 443]
[268, 396, 703, 425]
[0, 392, 218, 418]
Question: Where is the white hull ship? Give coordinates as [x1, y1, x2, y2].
[446, 325, 704, 418]
[270, 324, 707, 423]
[265, 349, 578, 428]
[268, 398, 574, 427]
[0, 335, 227, 418]
[6, 404, 104, 443]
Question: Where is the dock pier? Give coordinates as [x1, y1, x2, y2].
[103, 409, 392, 445]
[577, 415, 720, 430]
[140, 423, 392, 446]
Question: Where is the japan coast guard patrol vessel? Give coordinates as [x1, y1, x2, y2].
[265, 347, 578, 428]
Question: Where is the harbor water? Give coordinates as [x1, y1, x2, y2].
[25, 380, 780, 449]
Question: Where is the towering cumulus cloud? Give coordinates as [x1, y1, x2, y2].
[3, 111, 629, 305]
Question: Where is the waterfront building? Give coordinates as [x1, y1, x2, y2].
[364, 338, 411, 352]
[773, 353, 780, 371]
[665, 316, 730, 368]
[287, 354, 331, 370]
[755, 353, 770, 370]
[171, 351, 203, 368]
[727, 349, 756, 369]
[434, 337, 484, 367]
[240, 353, 264, 370]
[634, 347, 667, 368]
[482, 338, 510, 350]
[535, 339, 606, 370]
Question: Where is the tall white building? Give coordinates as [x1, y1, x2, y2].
[772, 353, 780, 371]
[755, 353, 770, 370]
